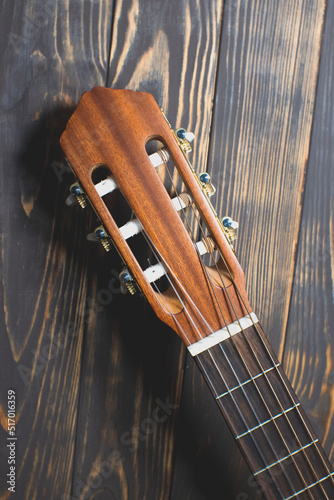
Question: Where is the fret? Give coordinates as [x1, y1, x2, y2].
[195, 322, 281, 398]
[193, 322, 334, 499]
[230, 407, 318, 472]
[254, 447, 334, 499]
[216, 363, 280, 400]
[236, 403, 300, 440]
[253, 440, 318, 476]
[199, 350, 299, 438]
[284, 474, 334, 500]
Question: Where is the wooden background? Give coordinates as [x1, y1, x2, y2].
[0, 0, 333, 498]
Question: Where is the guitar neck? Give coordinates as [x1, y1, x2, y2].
[60, 87, 334, 499]
[188, 318, 334, 499]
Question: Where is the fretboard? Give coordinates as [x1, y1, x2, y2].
[188, 319, 334, 499]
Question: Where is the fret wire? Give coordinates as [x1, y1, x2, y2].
[160, 160, 316, 495]
[202, 244, 333, 495]
[164, 284, 296, 496]
[253, 439, 317, 476]
[217, 323, 328, 498]
[236, 403, 300, 440]
[193, 288, 327, 498]
[184, 151, 334, 488]
[193, 353, 287, 497]
[284, 473, 334, 500]
[195, 251, 316, 497]
[209, 339, 308, 497]
[215, 363, 280, 400]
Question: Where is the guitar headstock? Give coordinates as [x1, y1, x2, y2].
[60, 87, 252, 346]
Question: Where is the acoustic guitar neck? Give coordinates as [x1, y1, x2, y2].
[60, 86, 334, 499]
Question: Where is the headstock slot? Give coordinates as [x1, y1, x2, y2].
[145, 137, 195, 238]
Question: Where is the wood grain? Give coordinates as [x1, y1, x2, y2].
[284, 0, 334, 465]
[69, 2, 225, 499]
[0, 0, 332, 498]
[208, 0, 325, 355]
[0, 0, 114, 498]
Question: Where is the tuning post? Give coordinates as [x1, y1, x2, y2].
[94, 225, 112, 252]
[156, 148, 170, 165]
[69, 181, 87, 209]
[119, 268, 137, 295]
[197, 172, 216, 198]
[221, 216, 238, 248]
[198, 236, 216, 254]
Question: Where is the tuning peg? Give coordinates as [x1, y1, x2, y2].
[175, 128, 195, 143]
[174, 128, 194, 153]
[68, 182, 87, 208]
[221, 216, 238, 247]
[222, 216, 238, 230]
[119, 268, 137, 295]
[94, 225, 112, 252]
[66, 193, 77, 206]
[86, 232, 98, 242]
[197, 172, 216, 197]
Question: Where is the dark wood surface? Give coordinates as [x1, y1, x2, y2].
[0, 1, 332, 499]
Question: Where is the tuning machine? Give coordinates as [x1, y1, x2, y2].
[67, 181, 87, 208]
[221, 216, 238, 248]
[94, 225, 114, 252]
[174, 128, 195, 154]
[119, 268, 137, 295]
[160, 108, 195, 154]
[197, 172, 216, 198]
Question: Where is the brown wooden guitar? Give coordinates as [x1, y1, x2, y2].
[60, 86, 334, 499]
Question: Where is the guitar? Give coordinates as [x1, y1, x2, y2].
[60, 86, 334, 499]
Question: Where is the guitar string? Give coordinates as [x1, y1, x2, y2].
[137, 209, 330, 497]
[145, 166, 308, 495]
[155, 233, 313, 498]
[111, 152, 332, 495]
[201, 222, 334, 493]
[140, 226, 291, 495]
[162, 152, 334, 492]
[193, 203, 333, 495]
[190, 235, 326, 497]
[160, 158, 332, 496]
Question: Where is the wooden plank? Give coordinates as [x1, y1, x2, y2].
[0, 1, 114, 498]
[69, 1, 225, 498]
[284, 0, 334, 465]
[170, 1, 327, 498]
[208, 0, 325, 355]
[1, 1, 331, 499]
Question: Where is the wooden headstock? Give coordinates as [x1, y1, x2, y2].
[60, 87, 252, 347]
